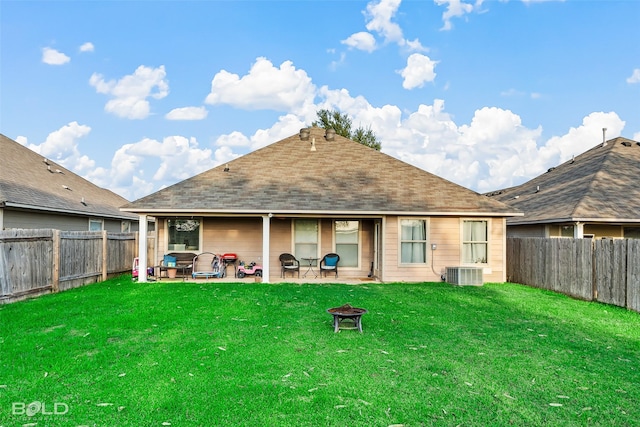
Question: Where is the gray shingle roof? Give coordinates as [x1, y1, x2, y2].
[124, 127, 519, 216]
[0, 133, 136, 220]
[487, 137, 640, 224]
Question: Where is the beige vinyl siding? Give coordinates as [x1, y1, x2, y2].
[202, 217, 263, 263]
[270, 218, 294, 275]
[488, 217, 506, 282]
[383, 216, 439, 283]
[430, 217, 463, 279]
[584, 224, 623, 239]
[152, 214, 508, 282]
[383, 216, 506, 283]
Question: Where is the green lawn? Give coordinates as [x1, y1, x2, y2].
[1, 277, 639, 426]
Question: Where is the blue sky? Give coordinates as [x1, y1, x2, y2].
[2, 0, 639, 201]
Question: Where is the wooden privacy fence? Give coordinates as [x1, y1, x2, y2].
[0, 229, 138, 304]
[507, 237, 640, 313]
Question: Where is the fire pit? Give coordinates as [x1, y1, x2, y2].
[327, 304, 367, 333]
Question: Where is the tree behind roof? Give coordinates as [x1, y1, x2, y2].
[313, 109, 382, 151]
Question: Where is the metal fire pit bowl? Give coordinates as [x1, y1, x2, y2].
[327, 304, 368, 333]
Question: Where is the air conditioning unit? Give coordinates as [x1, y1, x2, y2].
[446, 267, 483, 286]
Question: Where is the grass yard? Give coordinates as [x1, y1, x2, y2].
[1, 277, 639, 426]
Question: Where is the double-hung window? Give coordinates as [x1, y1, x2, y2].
[335, 220, 359, 267]
[294, 219, 318, 265]
[462, 220, 488, 264]
[400, 219, 427, 264]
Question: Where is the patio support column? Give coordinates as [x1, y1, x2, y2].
[574, 222, 584, 238]
[262, 214, 271, 283]
[138, 214, 148, 282]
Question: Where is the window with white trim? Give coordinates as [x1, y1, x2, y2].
[462, 220, 488, 264]
[560, 225, 574, 238]
[294, 219, 318, 265]
[335, 220, 359, 267]
[400, 219, 427, 264]
[89, 219, 103, 231]
[121, 221, 131, 233]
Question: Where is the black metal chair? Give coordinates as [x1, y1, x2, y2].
[319, 253, 340, 278]
[279, 253, 300, 278]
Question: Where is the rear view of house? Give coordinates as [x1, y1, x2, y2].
[123, 126, 521, 283]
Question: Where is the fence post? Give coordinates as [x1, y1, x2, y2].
[52, 229, 60, 293]
[102, 230, 108, 282]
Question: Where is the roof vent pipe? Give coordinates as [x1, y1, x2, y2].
[602, 128, 607, 146]
[325, 128, 336, 141]
[300, 128, 310, 141]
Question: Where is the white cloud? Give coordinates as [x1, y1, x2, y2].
[365, 0, 404, 45]
[539, 111, 625, 165]
[42, 47, 70, 65]
[398, 53, 438, 89]
[341, 32, 377, 52]
[165, 106, 208, 120]
[96, 135, 218, 199]
[24, 122, 95, 175]
[434, 0, 476, 31]
[205, 57, 316, 113]
[627, 68, 640, 84]
[79, 42, 94, 53]
[405, 38, 428, 53]
[89, 65, 169, 119]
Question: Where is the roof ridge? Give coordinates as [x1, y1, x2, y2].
[567, 142, 612, 218]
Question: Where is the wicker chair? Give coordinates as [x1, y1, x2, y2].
[279, 253, 300, 278]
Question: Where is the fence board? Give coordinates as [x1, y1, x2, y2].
[594, 239, 627, 307]
[627, 239, 640, 312]
[507, 237, 640, 313]
[0, 229, 138, 304]
[0, 229, 54, 301]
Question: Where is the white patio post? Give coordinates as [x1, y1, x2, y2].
[574, 222, 584, 238]
[138, 214, 148, 282]
[262, 214, 271, 283]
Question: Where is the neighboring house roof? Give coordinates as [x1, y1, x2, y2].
[486, 137, 640, 225]
[0, 133, 136, 221]
[123, 127, 520, 217]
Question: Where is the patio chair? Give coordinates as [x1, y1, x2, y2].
[279, 253, 300, 278]
[191, 252, 225, 279]
[319, 253, 340, 278]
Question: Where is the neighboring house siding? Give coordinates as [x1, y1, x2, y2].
[4, 209, 91, 231]
[584, 224, 623, 239]
[2, 209, 131, 232]
[507, 224, 546, 238]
